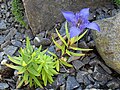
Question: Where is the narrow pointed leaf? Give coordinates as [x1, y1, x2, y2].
[67, 50, 85, 56]
[27, 66, 40, 76]
[8, 55, 21, 65]
[65, 22, 70, 40]
[60, 59, 73, 67]
[56, 29, 68, 47]
[52, 37, 63, 50]
[6, 64, 23, 70]
[47, 51, 58, 58]
[17, 78, 24, 88]
[69, 46, 93, 51]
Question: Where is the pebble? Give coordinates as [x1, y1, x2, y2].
[0, 36, 4, 44]
[72, 60, 84, 70]
[0, 20, 7, 30]
[4, 27, 17, 41]
[34, 37, 51, 46]
[0, 52, 4, 61]
[11, 40, 22, 47]
[76, 71, 88, 83]
[3, 45, 18, 56]
[107, 80, 120, 89]
[66, 76, 79, 90]
[0, 83, 9, 89]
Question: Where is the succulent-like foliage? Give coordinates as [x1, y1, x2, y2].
[6, 37, 58, 88]
[11, 0, 27, 28]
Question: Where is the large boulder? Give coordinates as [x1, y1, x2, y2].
[22, 0, 111, 35]
[92, 13, 120, 74]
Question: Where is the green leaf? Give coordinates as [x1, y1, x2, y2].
[49, 68, 58, 75]
[31, 75, 43, 88]
[52, 37, 63, 50]
[47, 51, 58, 58]
[60, 59, 73, 67]
[46, 74, 53, 84]
[66, 49, 71, 56]
[23, 72, 29, 85]
[69, 46, 93, 51]
[65, 22, 70, 40]
[56, 29, 68, 47]
[27, 65, 40, 76]
[8, 55, 21, 65]
[6, 64, 23, 70]
[42, 69, 47, 86]
[37, 63, 43, 73]
[61, 44, 65, 56]
[17, 78, 24, 88]
[17, 67, 26, 74]
[26, 37, 33, 53]
[66, 50, 85, 57]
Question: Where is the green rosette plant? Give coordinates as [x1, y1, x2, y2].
[5, 37, 58, 88]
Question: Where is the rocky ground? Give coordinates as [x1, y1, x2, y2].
[0, 0, 120, 90]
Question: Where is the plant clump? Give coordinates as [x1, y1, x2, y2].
[11, 0, 27, 28]
[6, 37, 58, 88]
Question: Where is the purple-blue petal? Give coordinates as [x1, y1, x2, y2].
[87, 22, 100, 31]
[70, 26, 81, 38]
[62, 11, 75, 22]
[79, 8, 89, 20]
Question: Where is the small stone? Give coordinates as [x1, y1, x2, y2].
[4, 28, 17, 41]
[68, 56, 80, 62]
[72, 60, 84, 70]
[0, 36, 4, 44]
[76, 71, 88, 83]
[66, 76, 79, 90]
[107, 80, 120, 89]
[0, 20, 7, 30]
[3, 45, 18, 56]
[78, 41, 89, 49]
[34, 37, 51, 46]
[87, 40, 95, 47]
[25, 29, 34, 39]
[6, 12, 10, 18]
[60, 84, 65, 90]
[0, 83, 9, 89]
[1, 4, 5, 9]
[81, 56, 90, 64]
[1, 59, 8, 65]
[0, 52, 4, 61]
[11, 40, 22, 47]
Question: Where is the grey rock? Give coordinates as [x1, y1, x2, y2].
[76, 71, 88, 83]
[22, 0, 112, 35]
[0, 36, 4, 44]
[4, 28, 17, 41]
[0, 83, 9, 89]
[87, 40, 95, 47]
[81, 56, 90, 65]
[107, 80, 120, 89]
[3, 45, 18, 56]
[0, 52, 4, 61]
[34, 37, 51, 46]
[92, 12, 120, 74]
[72, 60, 84, 70]
[1, 40, 11, 48]
[78, 41, 89, 49]
[11, 40, 22, 47]
[0, 20, 7, 30]
[66, 76, 79, 90]
[60, 84, 65, 90]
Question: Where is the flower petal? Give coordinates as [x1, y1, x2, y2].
[79, 8, 89, 20]
[87, 22, 100, 31]
[62, 11, 75, 22]
[70, 27, 81, 38]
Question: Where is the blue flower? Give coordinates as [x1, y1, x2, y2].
[62, 8, 100, 38]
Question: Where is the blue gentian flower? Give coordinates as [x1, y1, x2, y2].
[62, 8, 100, 38]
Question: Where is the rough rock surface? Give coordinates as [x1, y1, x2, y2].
[22, 0, 112, 35]
[92, 12, 120, 74]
